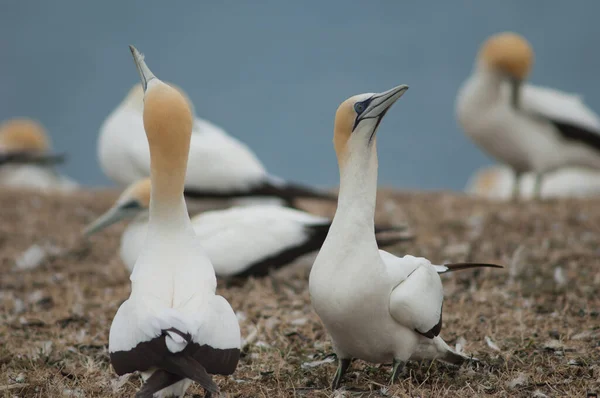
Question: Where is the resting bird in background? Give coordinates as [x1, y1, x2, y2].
[465, 165, 600, 200]
[83, 178, 413, 278]
[98, 82, 336, 207]
[108, 46, 240, 398]
[456, 31, 600, 199]
[0, 118, 77, 191]
[309, 84, 502, 389]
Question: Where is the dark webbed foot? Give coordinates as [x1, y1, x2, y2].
[331, 357, 352, 390]
[389, 359, 406, 384]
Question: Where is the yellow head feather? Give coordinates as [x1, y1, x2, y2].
[121, 178, 152, 208]
[0, 118, 50, 153]
[479, 32, 534, 80]
[333, 97, 357, 165]
[143, 82, 193, 197]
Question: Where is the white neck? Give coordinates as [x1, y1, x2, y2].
[329, 136, 379, 243]
[471, 61, 505, 100]
[148, 189, 191, 235]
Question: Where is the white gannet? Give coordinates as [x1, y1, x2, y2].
[466, 165, 600, 200]
[309, 85, 502, 389]
[98, 82, 336, 206]
[456, 31, 600, 199]
[83, 178, 412, 278]
[0, 118, 77, 191]
[108, 46, 240, 398]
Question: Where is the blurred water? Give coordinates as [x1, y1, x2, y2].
[1, 1, 599, 190]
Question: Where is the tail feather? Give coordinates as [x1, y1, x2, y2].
[436, 263, 503, 274]
[135, 370, 183, 398]
[162, 355, 218, 394]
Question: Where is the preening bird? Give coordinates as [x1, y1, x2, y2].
[465, 165, 600, 200]
[309, 84, 502, 389]
[0, 118, 76, 191]
[456, 32, 600, 199]
[83, 178, 412, 278]
[98, 82, 335, 207]
[108, 46, 240, 398]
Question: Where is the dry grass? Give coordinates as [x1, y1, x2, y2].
[0, 187, 598, 397]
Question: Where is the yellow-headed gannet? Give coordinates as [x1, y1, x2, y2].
[466, 165, 600, 200]
[457, 32, 600, 199]
[83, 178, 412, 278]
[309, 85, 502, 389]
[108, 46, 240, 398]
[0, 118, 77, 191]
[98, 82, 336, 206]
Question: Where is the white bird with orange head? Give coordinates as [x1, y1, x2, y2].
[98, 83, 336, 207]
[107, 46, 240, 398]
[0, 118, 76, 191]
[457, 32, 600, 199]
[82, 178, 412, 278]
[309, 85, 502, 389]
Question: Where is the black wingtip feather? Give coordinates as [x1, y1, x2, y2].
[443, 263, 503, 272]
[0, 152, 67, 167]
[184, 180, 337, 202]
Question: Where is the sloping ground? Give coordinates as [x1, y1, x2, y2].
[0, 187, 598, 397]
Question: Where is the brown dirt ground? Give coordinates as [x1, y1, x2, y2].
[0, 187, 598, 398]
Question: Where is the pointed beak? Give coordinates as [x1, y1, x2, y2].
[82, 204, 140, 237]
[362, 84, 409, 122]
[129, 45, 156, 91]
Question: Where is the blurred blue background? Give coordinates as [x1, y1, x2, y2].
[1, 1, 599, 190]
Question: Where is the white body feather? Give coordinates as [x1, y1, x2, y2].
[98, 94, 268, 191]
[465, 165, 600, 200]
[119, 205, 329, 276]
[456, 65, 600, 174]
[0, 164, 78, 191]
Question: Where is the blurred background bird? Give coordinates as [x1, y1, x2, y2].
[457, 32, 600, 199]
[82, 178, 413, 278]
[0, 118, 77, 191]
[98, 84, 336, 209]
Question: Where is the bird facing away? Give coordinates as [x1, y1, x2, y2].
[0, 118, 76, 190]
[98, 81, 336, 207]
[465, 165, 600, 200]
[108, 46, 240, 398]
[83, 178, 413, 278]
[309, 84, 503, 389]
[456, 31, 600, 199]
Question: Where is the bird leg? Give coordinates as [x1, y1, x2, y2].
[512, 170, 523, 201]
[389, 359, 406, 384]
[331, 357, 352, 390]
[533, 173, 544, 199]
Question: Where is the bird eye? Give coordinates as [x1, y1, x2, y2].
[354, 102, 366, 114]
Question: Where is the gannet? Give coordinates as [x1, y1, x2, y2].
[99, 82, 336, 206]
[83, 178, 412, 278]
[456, 32, 600, 199]
[309, 85, 502, 389]
[0, 118, 77, 191]
[108, 46, 240, 398]
[466, 165, 600, 200]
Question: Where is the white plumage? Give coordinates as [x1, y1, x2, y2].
[465, 165, 600, 200]
[83, 178, 410, 278]
[107, 46, 240, 398]
[98, 83, 333, 204]
[456, 32, 600, 198]
[309, 85, 500, 389]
